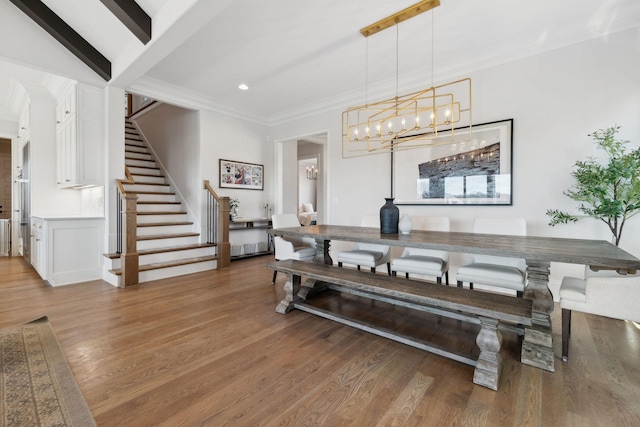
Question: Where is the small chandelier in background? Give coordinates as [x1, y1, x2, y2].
[306, 166, 318, 180]
[342, 0, 472, 158]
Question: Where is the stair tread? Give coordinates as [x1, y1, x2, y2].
[137, 211, 187, 215]
[137, 201, 181, 205]
[128, 190, 175, 195]
[128, 181, 169, 186]
[137, 232, 199, 241]
[130, 172, 165, 178]
[109, 255, 218, 275]
[126, 165, 160, 170]
[104, 242, 216, 259]
[137, 221, 193, 227]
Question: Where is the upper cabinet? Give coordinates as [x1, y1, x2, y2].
[56, 83, 104, 188]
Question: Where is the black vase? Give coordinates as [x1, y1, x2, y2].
[380, 197, 399, 234]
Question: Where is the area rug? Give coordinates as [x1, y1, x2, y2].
[0, 316, 96, 427]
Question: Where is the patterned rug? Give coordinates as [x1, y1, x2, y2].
[0, 317, 96, 427]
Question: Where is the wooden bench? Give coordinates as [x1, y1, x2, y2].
[267, 259, 533, 390]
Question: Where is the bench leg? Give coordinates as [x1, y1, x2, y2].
[562, 308, 571, 362]
[473, 317, 502, 391]
[276, 273, 302, 314]
[272, 270, 278, 284]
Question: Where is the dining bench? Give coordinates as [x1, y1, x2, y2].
[267, 259, 533, 390]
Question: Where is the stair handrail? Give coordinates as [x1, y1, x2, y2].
[204, 180, 230, 268]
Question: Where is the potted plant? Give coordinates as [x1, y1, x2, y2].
[546, 126, 640, 246]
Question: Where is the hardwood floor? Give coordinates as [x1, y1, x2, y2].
[1, 255, 639, 426]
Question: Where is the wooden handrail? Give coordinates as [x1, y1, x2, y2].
[203, 180, 222, 202]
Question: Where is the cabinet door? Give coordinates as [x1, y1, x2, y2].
[56, 121, 77, 188]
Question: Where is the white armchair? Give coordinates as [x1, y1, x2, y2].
[456, 218, 527, 296]
[271, 214, 316, 283]
[391, 216, 450, 284]
[560, 268, 640, 362]
[337, 216, 391, 275]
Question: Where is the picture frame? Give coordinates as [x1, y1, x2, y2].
[219, 159, 264, 190]
[394, 119, 513, 205]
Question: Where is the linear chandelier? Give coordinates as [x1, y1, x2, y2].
[342, 0, 472, 158]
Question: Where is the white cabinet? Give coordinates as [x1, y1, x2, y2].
[56, 83, 103, 188]
[31, 217, 46, 278]
[30, 216, 104, 286]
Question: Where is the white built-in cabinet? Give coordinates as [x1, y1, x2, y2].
[55, 83, 104, 188]
[31, 216, 104, 286]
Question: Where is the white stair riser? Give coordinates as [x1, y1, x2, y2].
[125, 137, 143, 144]
[137, 224, 194, 236]
[137, 204, 183, 212]
[124, 183, 172, 193]
[137, 235, 201, 250]
[137, 214, 188, 223]
[135, 193, 177, 203]
[107, 247, 215, 269]
[138, 260, 217, 283]
[126, 159, 157, 168]
[125, 145, 148, 154]
[128, 166, 162, 176]
[130, 175, 166, 184]
[126, 151, 152, 161]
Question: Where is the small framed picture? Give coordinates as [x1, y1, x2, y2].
[219, 159, 264, 190]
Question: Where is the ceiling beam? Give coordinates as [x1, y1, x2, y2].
[360, 0, 440, 38]
[9, 0, 111, 81]
[100, 0, 151, 45]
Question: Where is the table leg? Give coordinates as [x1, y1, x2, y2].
[276, 273, 301, 314]
[314, 237, 332, 265]
[299, 238, 332, 300]
[521, 260, 555, 372]
[473, 317, 502, 390]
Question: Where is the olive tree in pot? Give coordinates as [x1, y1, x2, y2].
[546, 126, 640, 246]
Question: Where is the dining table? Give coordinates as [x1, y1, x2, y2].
[269, 224, 640, 372]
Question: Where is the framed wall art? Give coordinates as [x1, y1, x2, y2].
[219, 159, 264, 190]
[394, 119, 513, 205]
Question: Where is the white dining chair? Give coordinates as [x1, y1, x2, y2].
[271, 214, 316, 283]
[390, 216, 450, 284]
[456, 218, 527, 296]
[337, 216, 391, 274]
[559, 267, 640, 362]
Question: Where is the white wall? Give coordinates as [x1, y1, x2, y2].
[270, 28, 640, 298]
[135, 104, 201, 228]
[199, 110, 272, 247]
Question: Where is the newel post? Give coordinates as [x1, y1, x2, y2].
[121, 193, 139, 287]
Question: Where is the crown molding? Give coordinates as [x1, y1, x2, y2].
[128, 76, 269, 126]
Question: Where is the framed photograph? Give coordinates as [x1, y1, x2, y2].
[394, 119, 513, 205]
[219, 159, 264, 190]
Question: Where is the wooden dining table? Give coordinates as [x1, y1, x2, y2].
[269, 224, 640, 372]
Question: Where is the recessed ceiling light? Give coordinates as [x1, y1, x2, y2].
[238, 83, 249, 91]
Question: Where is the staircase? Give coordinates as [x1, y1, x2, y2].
[104, 119, 218, 286]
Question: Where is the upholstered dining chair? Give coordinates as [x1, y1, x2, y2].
[271, 214, 316, 283]
[559, 267, 640, 362]
[337, 216, 391, 275]
[456, 218, 527, 296]
[390, 216, 450, 284]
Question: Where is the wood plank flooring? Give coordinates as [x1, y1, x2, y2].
[1, 255, 639, 426]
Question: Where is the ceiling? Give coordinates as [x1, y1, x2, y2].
[1, 0, 639, 125]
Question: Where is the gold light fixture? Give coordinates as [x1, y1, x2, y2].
[342, 0, 472, 158]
